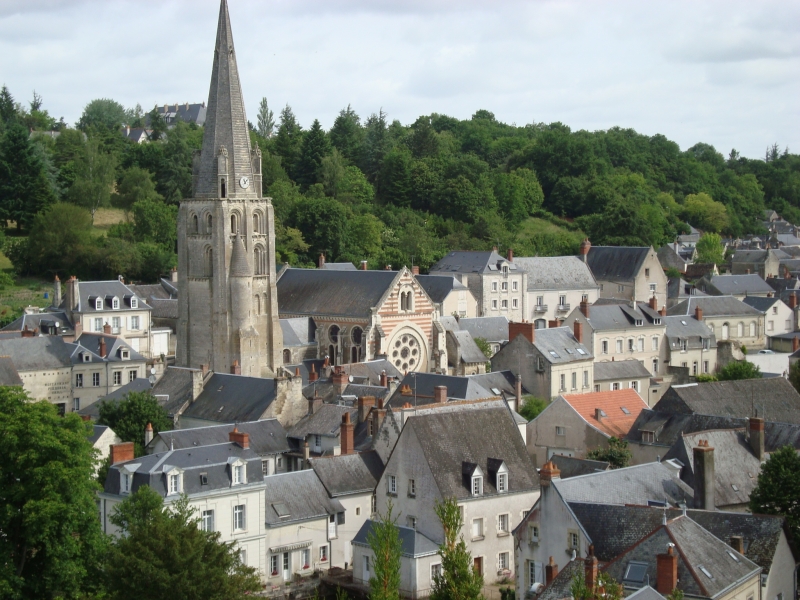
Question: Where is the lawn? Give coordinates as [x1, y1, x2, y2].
[92, 207, 126, 235]
[0, 275, 52, 327]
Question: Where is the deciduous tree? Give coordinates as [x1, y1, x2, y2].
[367, 501, 402, 600]
[587, 436, 632, 469]
[749, 446, 800, 543]
[68, 136, 117, 221]
[431, 497, 484, 600]
[717, 360, 761, 381]
[695, 232, 725, 264]
[97, 391, 172, 456]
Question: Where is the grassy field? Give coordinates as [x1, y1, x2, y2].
[92, 207, 126, 234]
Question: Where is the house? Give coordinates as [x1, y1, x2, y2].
[263, 470, 345, 581]
[147, 419, 290, 476]
[352, 521, 441, 599]
[101, 436, 268, 578]
[414, 274, 477, 318]
[454, 316, 509, 356]
[1, 307, 74, 337]
[525, 389, 648, 467]
[120, 126, 151, 143]
[513, 256, 599, 329]
[768, 331, 800, 353]
[696, 273, 774, 299]
[657, 244, 692, 274]
[316, 254, 357, 271]
[429, 249, 527, 320]
[0, 356, 22, 386]
[490, 322, 593, 401]
[277, 267, 445, 372]
[375, 405, 539, 587]
[385, 371, 524, 412]
[297, 361, 397, 406]
[128, 273, 178, 356]
[280, 317, 318, 365]
[152, 101, 207, 127]
[548, 454, 609, 478]
[562, 298, 667, 379]
[311, 450, 384, 567]
[667, 296, 765, 349]
[286, 403, 369, 469]
[742, 295, 795, 338]
[592, 360, 652, 395]
[731, 249, 788, 279]
[666, 277, 708, 309]
[90, 425, 121, 472]
[583, 243, 668, 308]
[445, 329, 488, 376]
[663, 314, 717, 378]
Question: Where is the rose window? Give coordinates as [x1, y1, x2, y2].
[392, 332, 422, 371]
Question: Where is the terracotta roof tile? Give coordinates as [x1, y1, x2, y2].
[562, 389, 648, 437]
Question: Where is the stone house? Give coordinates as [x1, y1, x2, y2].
[445, 329, 488, 376]
[429, 249, 527, 321]
[584, 243, 668, 308]
[490, 322, 593, 401]
[742, 295, 795, 338]
[663, 314, 718, 377]
[513, 256, 599, 329]
[453, 316, 509, 356]
[696, 273, 774, 299]
[667, 296, 765, 349]
[415, 274, 478, 318]
[731, 249, 788, 279]
[592, 360, 652, 394]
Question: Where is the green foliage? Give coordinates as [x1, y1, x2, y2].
[665, 267, 682, 279]
[431, 497, 484, 600]
[132, 196, 178, 250]
[367, 501, 402, 600]
[0, 386, 107, 599]
[296, 118, 331, 188]
[275, 104, 303, 180]
[519, 395, 549, 421]
[112, 166, 162, 215]
[106, 487, 261, 600]
[473, 337, 492, 358]
[330, 105, 363, 164]
[695, 232, 725, 264]
[78, 98, 129, 131]
[257, 97, 275, 138]
[97, 391, 172, 456]
[789, 360, 800, 395]
[666, 588, 685, 600]
[749, 446, 800, 544]
[569, 569, 623, 600]
[23, 202, 94, 277]
[695, 373, 718, 383]
[683, 192, 730, 233]
[67, 136, 117, 220]
[158, 121, 198, 204]
[586, 436, 632, 469]
[717, 360, 761, 381]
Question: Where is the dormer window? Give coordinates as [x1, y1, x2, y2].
[95, 298, 103, 310]
[130, 297, 138, 309]
[82, 353, 91, 363]
[120, 349, 130, 360]
[472, 475, 483, 496]
[121, 472, 130, 494]
[635, 319, 643, 327]
[168, 473, 181, 494]
[497, 473, 507, 492]
[488, 458, 508, 493]
[229, 457, 247, 485]
[112, 297, 120, 310]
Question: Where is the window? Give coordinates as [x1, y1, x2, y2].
[501, 282, 508, 291]
[536, 296, 544, 306]
[431, 563, 442, 580]
[638, 338, 644, 352]
[560, 374, 566, 391]
[276, 457, 283, 469]
[201, 510, 214, 532]
[472, 518, 484, 539]
[233, 504, 246, 531]
[130, 297, 138, 309]
[389, 475, 397, 494]
[75, 373, 83, 388]
[168, 473, 180, 494]
[628, 338, 635, 352]
[498, 552, 510, 572]
[364, 556, 370, 574]
[583, 370, 589, 388]
[301, 549, 310, 569]
[642, 431, 655, 443]
[529, 524, 540, 542]
[408, 479, 416, 497]
[559, 295, 567, 307]
[569, 531, 579, 549]
[692, 361, 698, 375]
[371, 493, 377, 515]
[501, 300, 508, 309]
[120, 472, 130, 493]
[630, 381, 638, 392]
[112, 297, 120, 310]
[595, 384, 600, 392]
[652, 336, 659, 351]
[472, 476, 483, 496]
[95, 298, 103, 310]
[601, 340, 608, 354]
[200, 472, 208, 485]
[314, 434, 322, 448]
[262, 460, 270, 476]
[498, 514, 509, 533]
[92, 373, 100, 387]
[129, 370, 137, 382]
[652, 359, 659, 375]
[113, 371, 122, 386]
[73, 398, 80, 412]
[618, 285, 624, 293]
[556, 426, 566, 436]
[130, 316, 140, 330]
[512, 298, 518, 309]
[570, 372, 576, 390]
[320, 545, 328, 562]
[612, 382, 620, 391]
[232, 464, 245, 485]
[492, 300, 498, 310]
[492, 282, 498, 292]
[94, 317, 102, 332]
[112, 316, 121, 333]
[408, 516, 417, 529]
[703, 361, 709, 374]
[650, 283, 657, 293]
[616, 339, 623, 353]
[269, 555, 279, 576]
[497, 473, 507, 493]
[512, 281, 518, 291]
[624, 561, 649, 584]
[356, 506, 361, 516]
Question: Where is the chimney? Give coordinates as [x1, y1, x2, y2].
[99, 337, 107, 358]
[548, 319, 559, 328]
[730, 536, 744, 554]
[360, 260, 368, 271]
[434, 385, 447, 403]
[66, 276, 79, 313]
[595, 408, 604, 422]
[340, 413, 355, 455]
[539, 460, 560, 487]
[585, 546, 598, 591]
[660, 306, 667, 317]
[693, 440, 715, 510]
[144, 422, 153, 447]
[545, 557, 558, 586]
[318, 253, 325, 269]
[794, 336, 799, 353]
[380, 370, 388, 387]
[509, 321, 535, 344]
[515, 374, 522, 412]
[308, 395, 323, 415]
[295, 367, 301, 377]
[492, 245, 498, 253]
[229, 427, 250, 449]
[749, 417, 765, 461]
[649, 295, 658, 310]
[53, 276, 61, 306]
[230, 360, 241, 375]
[384, 264, 392, 270]
[332, 366, 348, 394]
[110, 442, 135, 465]
[371, 398, 386, 433]
[309, 364, 319, 382]
[358, 396, 376, 424]
[746, 268, 750, 274]
[411, 265, 420, 275]
[580, 300, 590, 319]
[103, 322, 111, 335]
[573, 321, 583, 344]
[790, 293, 798, 309]
[785, 267, 791, 280]
[303, 440, 310, 467]
[21, 326, 34, 338]
[656, 546, 678, 594]
[579, 238, 591, 263]
[171, 267, 178, 283]
[694, 305, 703, 321]
[507, 248, 514, 262]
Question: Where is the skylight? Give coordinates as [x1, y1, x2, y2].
[621, 407, 630, 415]
[681, 320, 687, 325]
[491, 388, 501, 395]
[549, 351, 560, 358]
[577, 349, 587, 355]
[272, 502, 290, 518]
[698, 566, 713, 579]
[623, 562, 648, 583]
[727, 551, 740, 562]
[732, 484, 739, 492]
[566, 348, 574, 354]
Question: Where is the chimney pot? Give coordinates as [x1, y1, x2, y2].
[340, 412, 355, 455]
[580, 300, 590, 319]
[229, 428, 249, 449]
[170, 267, 178, 283]
[309, 364, 319, 382]
[230, 360, 241, 375]
[103, 322, 112, 335]
[539, 460, 560, 487]
[660, 305, 667, 317]
[585, 545, 598, 591]
[649, 295, 658, 310]
[793, 336, 799, 353]
[380, 370, 388, 388]
[360, 260, 368, 271]
[411, 265, 420, 275]
[318, 253, 325, 269]
[790, 293, 798, 309]
[507, 248, 514, 262]
[695, 305, 703, 321]
[295, 367, 300, 377]
[545, 557, 558, 585]
[579, 238, 591, 263]
[656, 546, 678, 594]
[308, 396, 323, 415]
[99, 337, 107, 358]
[144, 422, 153, 446]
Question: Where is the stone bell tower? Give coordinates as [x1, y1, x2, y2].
[176, 0, 282, 376]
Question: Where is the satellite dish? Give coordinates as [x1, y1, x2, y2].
[149, 375, 156, 385]
[150, 367, 156, 375]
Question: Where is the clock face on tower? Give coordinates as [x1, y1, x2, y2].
[239, 176, 250, 189]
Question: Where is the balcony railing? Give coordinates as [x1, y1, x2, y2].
[556, 304, 570, 312]
[534, 304, 548, 312]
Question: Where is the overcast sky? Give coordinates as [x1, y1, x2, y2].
[1, 0, 798, 159]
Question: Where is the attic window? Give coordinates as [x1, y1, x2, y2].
[698, 566, 714, 579]
[566, 348, 574, 354]
[577, 348, 587, 355]
[472, 476, 483, 497]
[621, 407, 630, 415]
[272, 502, 290, 518]
[647, 499, 667, 507]
[549, 351, 560, 359]
[130, 297, 138, 309]
[95, 298, 103, 310]
[200, 472, 208, 485]
[491, 388, 501, 395]
[623, 562, 648, 584]
[635, 319, 643, 327]
[681, 320, 687, 325]
[727, 551, 740, 562]
[82, 353, 91, 363]
[654, 318, 661, 325]
[112, 297, 120, 310]
[732, 484, 740, 492]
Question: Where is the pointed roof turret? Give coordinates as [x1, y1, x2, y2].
[195, 0, 257, 199]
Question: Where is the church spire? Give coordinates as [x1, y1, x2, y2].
[194, 0, 258, 199]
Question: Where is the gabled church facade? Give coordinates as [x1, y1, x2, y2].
[176, 0, 282, 377]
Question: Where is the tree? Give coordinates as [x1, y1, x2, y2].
[748, 446, 800, 543]
[0, 386, 107, 599]
[0, 85, 16, 125]
[321, 148, 347, 198]
[132, 197, 178, 250]
[105, 486, 260, 600]
[694, 232, 725, 264]
[296, 118, 331, 188]
[274, 104, 303, 179]
[518, 396, 549, 421]
[360, 109, 390, 182]
[97, 391, 172, 456]
[24, 202, 94, 277]
[67, 136, 117, 221]
[257, 97, 275, 138]
[78, 98, 129, 131]
[378, 146, 412, 207]
[146, 107, 167, 141]
[367, 501, 402, 600]
[158, 120, 196, 204]
[570, 569, 623, 600]
[789, 360, 800, 395]
[431, 497, 484, 600]
[717, 360, 761, 381]
[112, 166, 163, 217]
[330, 104, 363, 164]
[682, 192, 730, 233]
[586, 436, 632, 469]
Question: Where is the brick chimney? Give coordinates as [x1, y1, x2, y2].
[794, 336, 799, 353]
[230, 360, 241, 375]
[573, 321, 583, 344]
[545, 557, 558, 585]
[507, 248, 514, 262]
[358, 396, 376, 423]
[308, 363, 319, 382]
[103, 322, 111, 335]
[539, 460, 560, 487]
[308, 395, 323, 415]
[340, 412, 355, 455]
[579, 238, 591, 263]
[790, 293, 798, 309]
[434, 385, 447, 403]
[509, 321, 535, 344]
[660, 306, 667, 317]
[360, 260, 368, 270]
[99, 337, 107, 358]
[548, 319, 559, 328]
[649, 295, 658, 310]
[749, 416, 765, 461]
[730, 536, 744, 554]
[380, 370, 388, 387]
[656, 546, 678, 594]
[693, 440, 715, 510]
[585, 545, 598, 591]
[144, 422, 153, 447]
[384, 264, 392, 270]
[694, 305, 703, 321]
[332, 366, 348, 394]
[318, 253, 325, 269]
[110, 442, 135, 464]
[295, 367, 301, 377]
[229, 427, 250, 449]
[580, 300, 590, 318]
[371, 398, 386, 433]
[411, 265, 420, 275]
[21, 326, 34, 338]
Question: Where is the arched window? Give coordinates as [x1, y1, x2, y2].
[352, 327, 363, 345]
[192, 214, 199, 233]
[253, 213, 261, 234]
[254, 245, 266, 275]
[737, 322, 744, 338]
[534, 319, 546, 329]
[749, 321, 756, 337]
[329, 325, 340, 344]
[230, 214, 238, 234]
[255, 295, 261, 315]
[220, 178, 227, 198]
[204, 247, 213, 277]
[206, 214, 212, 232]
[283, 349, 291, 365]
[722, 323, 729, 340]
[263, 294, 268, 315]
[352, 347, 359, 363]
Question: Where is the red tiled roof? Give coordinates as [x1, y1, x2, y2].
[562, 389, 648, 438]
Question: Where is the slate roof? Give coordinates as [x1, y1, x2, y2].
[581, 302, 663, 332]
[310, 450, 384, 497]
[335, 359, 403, 384]
[664, 315, 716, 350]
[626, 586, 666, 600]
[732, 249, 789, 263]
[154, 102, 207, 127]
[78, 377, 154, 418]
[586, 246, 650, 281]
[68, 280, 152, 313]
[741, 295, 784, 313]
[263, 470, 344, 527]
[700, 274, 773, 296]
[593, 359, 652, 381]
[404, 406, 538, 499]
[151, 419, 289, 456]
[513, 256, 598, 291]
[668, 295, 763, 318]
[1, 309, 73, 333]
[0, 336, 75, 370]
[667, 278, 708, 302]
[0, 356, 22, 386]
[352, 520, 440, 558]
[90, 424, 112, 445]
[180, 373, 277, 423]
[536, 559, 583, 600]
[657, 245, 689, 271]
[151, 366, 197, 415]
[148, 299, 178, 320]
[532, 326, 593, 364]
[561, 389, 649, 438]
[450, 330, 489, 364]
[386, 371, 521, 408]
[414, 274, 469, 303]
[550, 455, 609, 478]
[280, 317, 316, 347]
[277, 268, 399, 317]
[75, 333, 146, 363]
[652, 379, 800, 424]
[320, 262, 356, 271]
[429, 250, 518, 275]
[552, 462, 694, 506]
[288, 404, 357, 440]
[128, 278, 177, 301]
[457, 316, 510, 343]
